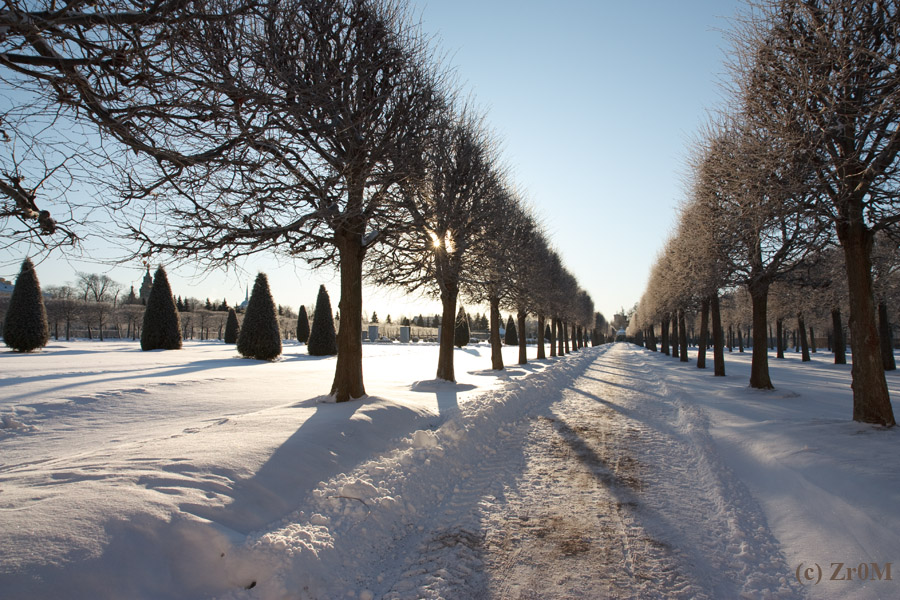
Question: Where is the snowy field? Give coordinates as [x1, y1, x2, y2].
[1, 340, 898, 599]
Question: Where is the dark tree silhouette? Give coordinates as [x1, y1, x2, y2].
[454, 306, 470, 348]
[308, 285, 337, 356]
[3, 258, 49, 352]
[237, 273, 282, 360]
[296, 305, 310, 344]
[223, 308, 240, 344]
[140, 266, 182, 351]
[504, 315, 518, 346]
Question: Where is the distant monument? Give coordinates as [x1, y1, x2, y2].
[139, 267, 153, 304]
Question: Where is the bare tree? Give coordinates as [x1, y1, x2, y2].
[75, 272, 121, 340]
[693, 116, 828, 388]
[43, 284, 81, 340]
[368, 110, 502, 381]
[737, 0, 899, 424]
[114, 0, 445, 401]
[0, 0, 255, 248]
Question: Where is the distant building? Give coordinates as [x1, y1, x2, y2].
[0, 276, 13, 296]
[238, 286, 249, 311]
[139, 268, 153, 303]
[123, 285, 140, 305]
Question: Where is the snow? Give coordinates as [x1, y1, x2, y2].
[1, 340, 898, 599]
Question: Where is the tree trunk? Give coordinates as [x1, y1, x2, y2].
[878, 302, 896, 371]
[809, 326, 816, 353]
[711, 294, 725, 376]
[536, 314, 546, 359]
[570, 323, 578, 353]
[697, 297, 709, 369]
[550, 316, 558, 358]
[648, 324, 657, 352]
[517, 310, 528, 365]
[330, 232, 367, 401]
[557, 318, 564, 356]
[776, 318, 785, 359]
[748, 280, 773, 389]
[831, 307, 847, 365]
[661, 315, 670, 355]
[563, 321, 570, 354]
[838, 223, 895, 425]
[678, 309, 688, 362]
[436, 287, 459, 381]
[490, 296, 504, 370]
[798, 313, 810, 362]
[671, 318, 679, 359]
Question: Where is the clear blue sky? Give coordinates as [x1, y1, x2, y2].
[2, 0, 743, 322]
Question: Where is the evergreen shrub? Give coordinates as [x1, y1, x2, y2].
[141, 266, 182, 351]
[237, 273, 282, 360]
[3, 258, 49, 352]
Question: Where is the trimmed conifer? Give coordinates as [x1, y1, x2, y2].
[308, 285, 337, 356]
[223, 308, 240, 343]
[296, 305, 310, 344]
[505, 315, 518, 346]
[141, 266, 182, 350]
[237, 273, 282, 360]
[545, 324, 552, 341]
[455, 306, 470, 348]
[3, 258, 50, 352]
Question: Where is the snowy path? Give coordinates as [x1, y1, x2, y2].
[343, 344, 797, 599]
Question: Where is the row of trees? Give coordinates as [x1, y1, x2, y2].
[1, 0, 601, 400]
[2, 274, 312, 344]
[631, 0, 899, 426]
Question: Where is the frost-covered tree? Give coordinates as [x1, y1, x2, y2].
[368, 109, 504, 381]
[223, 308, 240, 344]
[237, 273, 282, 360]
[308, 285, 337, 356]
[141, 267, 182, 351]
[3, 258, 49, 352]
[737, 0, 899, 424]
[296, 305, 310, 344]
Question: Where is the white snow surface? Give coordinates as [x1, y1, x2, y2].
[0, 340, 897, 599]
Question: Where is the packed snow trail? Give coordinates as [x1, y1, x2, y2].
[250, 343, 797, 599]
[368, 343, 798, 599]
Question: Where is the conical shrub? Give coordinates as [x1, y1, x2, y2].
[141, 266, 182, 351]
[237, 273, 282, 360]
[223, 308, 240, 344]
[308, 285, 336, 356]
[504, 315, 518, 346]
[454, 306, 470, 348]
[3, 258, 49, 352]
[296, 305, 310, 344]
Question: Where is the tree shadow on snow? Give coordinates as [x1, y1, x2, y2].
[177, 395, 433, 536]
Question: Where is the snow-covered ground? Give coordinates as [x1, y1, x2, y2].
[1, 340, 897, 599]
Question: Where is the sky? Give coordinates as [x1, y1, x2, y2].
[1, 0, 744, 323]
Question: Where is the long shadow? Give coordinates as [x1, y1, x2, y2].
[2, 356, 273, 405]
[173, 395, 427, 535]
